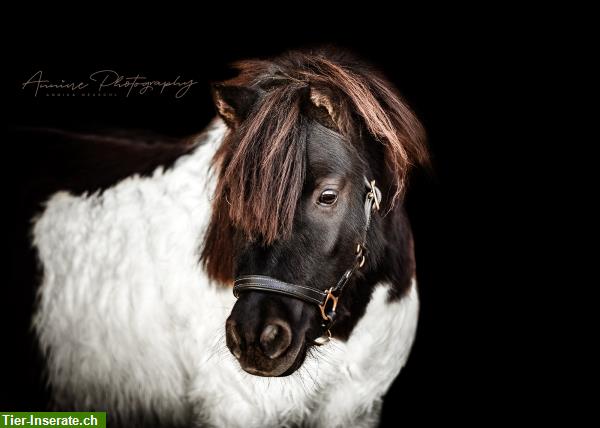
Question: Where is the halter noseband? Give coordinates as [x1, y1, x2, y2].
[233, 177, 382, 344]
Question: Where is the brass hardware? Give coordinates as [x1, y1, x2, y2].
[313, 329, 332, 346]
[368, 180, 380, 211]
[319, 288, 339, 322]
[356, 244, 366, 268]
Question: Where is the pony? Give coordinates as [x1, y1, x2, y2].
[27, 48, 428, 427]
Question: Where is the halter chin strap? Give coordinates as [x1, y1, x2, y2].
[233, 177, 382, 344]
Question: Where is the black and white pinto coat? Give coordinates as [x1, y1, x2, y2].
[31, 119, 419, 427]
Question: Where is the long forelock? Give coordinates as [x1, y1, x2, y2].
[218, 83, 309, 244]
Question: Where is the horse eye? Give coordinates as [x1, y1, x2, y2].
[317, 189, 338, 206]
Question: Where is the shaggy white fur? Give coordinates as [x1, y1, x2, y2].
[32, 119, 419, 428]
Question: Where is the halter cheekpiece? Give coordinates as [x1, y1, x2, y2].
[233, 177, 382, 345]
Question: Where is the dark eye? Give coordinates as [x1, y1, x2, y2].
[317, 189, 338, 206]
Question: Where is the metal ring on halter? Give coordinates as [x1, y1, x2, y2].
[319, 288, 339, 322]
[368, 180, 381, 211]
[312, 329, 332, 345]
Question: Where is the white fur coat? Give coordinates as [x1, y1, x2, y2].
[31, 119, 419, 428]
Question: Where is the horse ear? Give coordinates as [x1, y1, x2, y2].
[212, 84, 259, 128]
[309, 86, 341, 128]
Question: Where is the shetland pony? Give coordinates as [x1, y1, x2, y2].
[28, 49, 428, 427]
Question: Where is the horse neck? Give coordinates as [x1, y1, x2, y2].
[17, 119, 226, 209]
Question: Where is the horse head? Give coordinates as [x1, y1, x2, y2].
[201, 50, 428, 376]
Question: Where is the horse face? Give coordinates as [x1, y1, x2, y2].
[205, 59, 426, 376]
[226, 122, 367, 376]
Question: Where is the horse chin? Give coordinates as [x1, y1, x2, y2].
[278, 345, 308, 377]
[240, 339, 307, 377]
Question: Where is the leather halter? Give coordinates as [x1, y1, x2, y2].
[233, 177, 382, 343]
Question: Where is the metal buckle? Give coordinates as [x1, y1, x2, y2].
[356, 244, 366, 268]
[367, 180, 381, 211]
[319, 288, 339, 322]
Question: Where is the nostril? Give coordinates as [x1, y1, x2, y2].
[226, 319, 243, 360]
[259, 320, 292, 359]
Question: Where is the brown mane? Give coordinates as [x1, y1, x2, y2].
[201, 49, 428, 284]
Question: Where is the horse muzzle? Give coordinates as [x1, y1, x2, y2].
[225, 291, 311, 376]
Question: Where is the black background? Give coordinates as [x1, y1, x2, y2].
[5, 13, 545, 426]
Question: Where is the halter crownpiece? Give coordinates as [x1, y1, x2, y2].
[233, 177, 382, 344]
